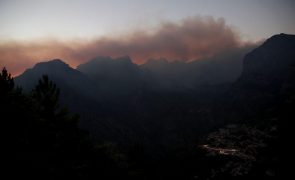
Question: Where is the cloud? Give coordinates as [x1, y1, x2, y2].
[0, 16, 256, 75]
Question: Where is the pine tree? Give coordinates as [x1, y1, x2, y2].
[32, 75, 60, 118]
[0, 67, 14, 94]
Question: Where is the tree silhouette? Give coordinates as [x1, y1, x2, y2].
[32, 75, 60, 118]
[0, 70, 127, 179]
[0, 67, 14, 94]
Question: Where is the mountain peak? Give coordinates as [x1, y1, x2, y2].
[79, 56, 134, 67]
[238, 33, 295, 86]
[146, 58, 169, 64]
[115, 55, 132, 62]
[89, 56, 113, 63]
[270, 33, 293, 39]
[262, 33, 295, 48]
[142, 58, 169, 68]
[16, 59, 75, 81]
[34, 59, 70, 69]
[15, 58, 86, 93]
[77, 55, 137, 73]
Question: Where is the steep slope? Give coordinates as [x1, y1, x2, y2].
[238, 33, 295, 89]
[232, 34, 295, 96]
[194, 34, 295, 178]
[226, 33, 295, 121]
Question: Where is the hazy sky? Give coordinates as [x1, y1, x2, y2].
[0, 0, 295, 75]
[1, 0, 294, 41]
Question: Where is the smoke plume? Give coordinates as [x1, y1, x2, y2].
[0, 16, 255, 75]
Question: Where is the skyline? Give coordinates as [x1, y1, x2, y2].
[1, 0, 295, 75]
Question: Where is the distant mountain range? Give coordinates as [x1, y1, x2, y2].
[15, 42, 256, 96]
[15, 33, 295, 144]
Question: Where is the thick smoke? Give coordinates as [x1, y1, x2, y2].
[0, 16, 255, 75]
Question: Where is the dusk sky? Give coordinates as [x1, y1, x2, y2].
[1, 0, 295, 75]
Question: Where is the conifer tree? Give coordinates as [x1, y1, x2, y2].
[0, 67, 14, 94]
[32, 75, 60, 118]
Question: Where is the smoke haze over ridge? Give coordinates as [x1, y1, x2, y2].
[0, 16, 258, 75]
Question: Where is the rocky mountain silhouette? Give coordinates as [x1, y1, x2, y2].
[226, 33, 295, 122]
[238, 33, 295, 87]
[14, 33, 294, 145]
